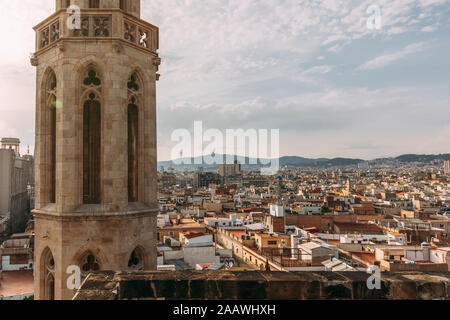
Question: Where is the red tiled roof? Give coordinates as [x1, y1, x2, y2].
[0, 271, 34, 298]
[352, 252, 376, 265]
[183, 232, 209, 239]
[228, 230, 247, 238]
[334, 223, 382, 232]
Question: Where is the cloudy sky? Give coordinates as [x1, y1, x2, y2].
[1, 0, 449, 161]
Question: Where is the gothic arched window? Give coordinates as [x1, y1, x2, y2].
[42, 248, 55, 300]
[81, 253, 100, 272]
[45, 71, 57, 204]
[127, 73, 142, 202]
[128, 247, 145, 270]
[79, 252, 101, 283]
[82, 69, 102, 204]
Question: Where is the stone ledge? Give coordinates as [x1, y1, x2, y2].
[73, 270, 450, 300]
[33, 206, 158, 221]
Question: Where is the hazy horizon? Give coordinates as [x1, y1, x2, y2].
[157, 151, 450, 163]
[1, 0, 450, 161]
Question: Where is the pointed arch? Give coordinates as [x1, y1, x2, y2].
[127, 63, 152, 93]
[79, 251, 101, 273]
[41, 247, 55, 300]
[128, 245, 147, 270]
[72, 245, 109, 268]
[73, 59, 106, 206]
[127, 69, 146, 107]
[39, 67, 57, 205]
[74, 57, 106, 105]
[73, 249, 103, 284]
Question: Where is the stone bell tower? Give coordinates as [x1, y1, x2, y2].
[31, 0, 160, 300]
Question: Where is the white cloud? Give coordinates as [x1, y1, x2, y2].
[358, 41, 429, 70]
[302, 65, 334, 76]
[421, 25, 437, 32]
[158, 86, 450, 159]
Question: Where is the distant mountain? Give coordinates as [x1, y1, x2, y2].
[157, 153, 450, 171]
[157, 154, 365, 171]
[394, 154, 450, 163]
[278, 156, 364, 167]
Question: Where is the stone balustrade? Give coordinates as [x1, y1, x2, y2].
[34, 9, 158, 53]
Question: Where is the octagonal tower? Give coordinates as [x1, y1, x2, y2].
[32, 0, 160, 300]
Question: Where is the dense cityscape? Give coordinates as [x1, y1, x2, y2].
[1, 0, 450, 307]
[155, 158, 450, 273]
[2, 139, 450, 299]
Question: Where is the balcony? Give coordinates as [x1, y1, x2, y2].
[33, 9, 158, 54]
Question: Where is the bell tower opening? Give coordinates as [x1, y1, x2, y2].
[83, 92, 101, 204]
[82, 69, 102, 204]
[49, 73, 57, 204]
[42, 70, 57, 204]
[127, 73, 141, 202]
[128, 103, 139, 202]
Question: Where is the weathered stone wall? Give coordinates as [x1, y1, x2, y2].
[73, 270, 450, 300]
[34, 210, 157, 300]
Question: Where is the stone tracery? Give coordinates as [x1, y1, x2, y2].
[42, 248, 55, 300]
[124, 21, 136, 43]
[81, 253, 101, 273]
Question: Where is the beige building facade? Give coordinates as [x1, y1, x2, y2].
[32, 0, 160, 300]
[0, 139, 34, 234]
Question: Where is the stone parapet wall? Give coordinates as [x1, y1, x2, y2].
[73, 270, 450, 300]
